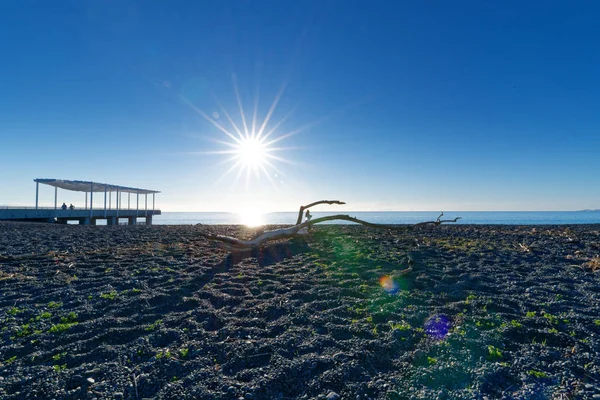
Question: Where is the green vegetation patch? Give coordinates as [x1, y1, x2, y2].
[528, 369, 549, 379]
[179, 347, 190, 358]
[7, 307, 24, 316]
[487, 345, 502, 361]
[389, 321, 412, 331]
[60, 312, 78, 324]
[100, 291, 118, 300]
[145, 319, 164, 331]
[49, 322, 78, 334]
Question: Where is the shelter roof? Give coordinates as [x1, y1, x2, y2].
[34, 179, 160, 194]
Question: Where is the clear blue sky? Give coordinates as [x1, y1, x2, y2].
[1, 1, 599, 212]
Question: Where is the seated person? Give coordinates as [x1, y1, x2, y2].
[61, 203, 67, 210]
[69, 204, 75, 210]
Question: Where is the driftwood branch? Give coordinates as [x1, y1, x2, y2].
[197, 205, 461, 251]
[295, 200, 346, 225]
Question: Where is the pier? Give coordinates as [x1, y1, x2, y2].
[0, 179, 161, 225]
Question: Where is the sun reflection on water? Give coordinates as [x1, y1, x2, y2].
[237, 210, 265, 227]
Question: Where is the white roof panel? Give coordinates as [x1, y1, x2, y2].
[34, 179, 160, 194]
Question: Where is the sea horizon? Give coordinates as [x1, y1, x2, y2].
[152, 210, 600, 226]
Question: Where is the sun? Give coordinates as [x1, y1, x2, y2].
[236, 137, 268, 169]
[180, 73, 319, 187]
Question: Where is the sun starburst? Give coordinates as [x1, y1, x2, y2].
[236, 136, 268, 168]
[181, 73, 308, 188]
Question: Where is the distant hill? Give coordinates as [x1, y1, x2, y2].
[576, 209, 600, 212]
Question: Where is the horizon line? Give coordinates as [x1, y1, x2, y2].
[159, 209, 600, 213]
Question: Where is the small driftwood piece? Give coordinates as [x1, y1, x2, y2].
[196, 200, 461, 251]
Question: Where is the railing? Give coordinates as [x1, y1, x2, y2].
[1, 206, 54, 209]
[1, 206, 91, 210]
[1, 206, 159, 211]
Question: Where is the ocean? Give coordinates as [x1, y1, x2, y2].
[152, 211, 600, 226]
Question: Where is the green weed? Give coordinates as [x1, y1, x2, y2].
[49, 322, 77, 334]
[156, 349, 172, 359]
[53, 364, 67, 372]
[388, 321, 411, 331]
[7, 307, 23, 316]
[542, 311, 558, 325]
[145, 319, 163, 331]
[15, 324, 32, 338]
[100, 291, 118, 300]
[60, 312, 77, 324]
[527, 369, 549, 379]
[487, 345, 502, 360]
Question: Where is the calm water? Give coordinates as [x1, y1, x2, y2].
[153, 211, 600, 225]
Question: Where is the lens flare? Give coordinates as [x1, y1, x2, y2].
[379, 275, 400, 295]
[424, 315, 452, 340]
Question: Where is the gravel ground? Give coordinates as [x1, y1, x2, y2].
[1, 221, 600, 399]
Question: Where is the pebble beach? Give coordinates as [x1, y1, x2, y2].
[1, 221, 600, 399]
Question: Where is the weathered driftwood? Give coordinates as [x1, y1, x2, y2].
[196, 200, 461, 251]
[295, 200, 346, 225]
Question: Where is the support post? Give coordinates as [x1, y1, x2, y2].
[85, 192, 88, 210]
[104, 188, 107, 218]
[116, 189, 119, 219]
[145, 194, 148, 216]
[128, 193, 130, 210]
[89, 182, 94, 220]
[109, 192, 111, 210]
[152, 193, 155, 211]
[54, 187, 58, 210]
[35, 181, 39, 209]
[136, 193, 139, 217]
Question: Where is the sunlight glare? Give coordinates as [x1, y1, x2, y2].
[236, 137, 268, 169]
[237, 209, 265, 227]
[181, 73, 316, 187]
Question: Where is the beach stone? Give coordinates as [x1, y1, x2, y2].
[326, 392, 341, 400]
[87, 378, 95, 384]
[85, 368, 101, 375]
[413, 349, 425, 360]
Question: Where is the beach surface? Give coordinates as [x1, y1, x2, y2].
[1, 222, 600, 399]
